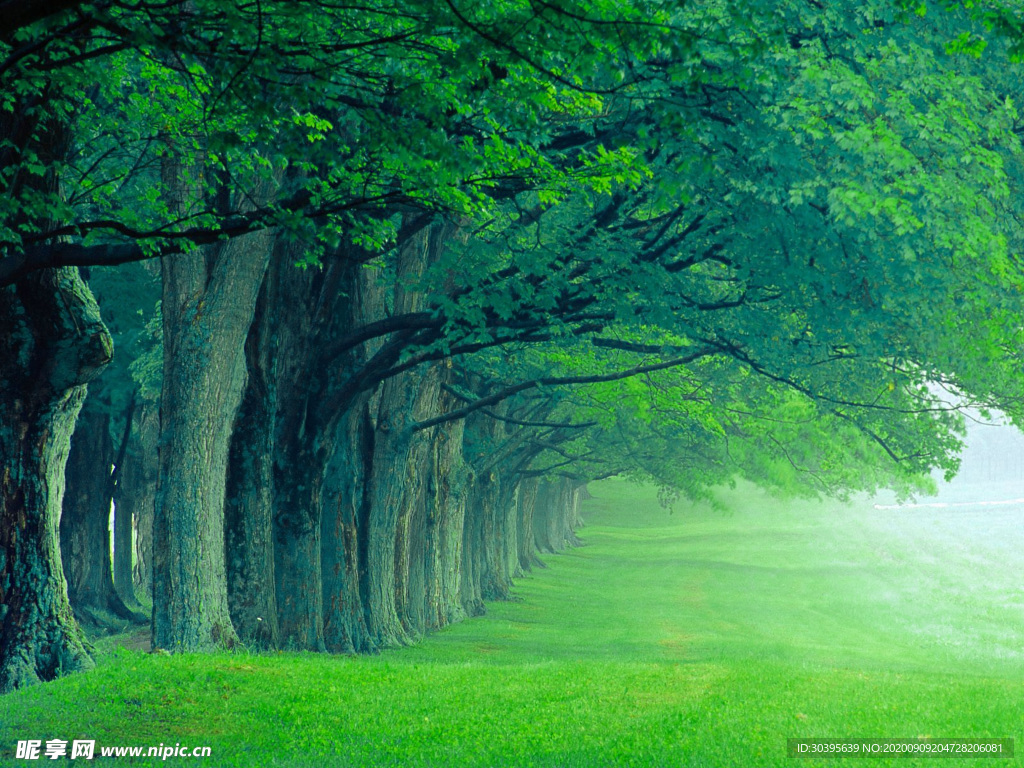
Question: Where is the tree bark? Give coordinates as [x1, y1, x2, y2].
[153, 223, 274, 651]
[361, 222, 452, 647]
[515, 476, 544, 571]
[0, 268, 112, 692]
[321, 394, 375, 653]
[109, 395, 146, 616]
[224, 267, 280, 649]
[420, 392, 470, 631]
[269, 247, 343, 653]
[463, 469, 519, 603]
[362, 363, 436, 646]
[111, 393, 146, 615]
[459, 476, 487, 617]
[460, 408, 529, 605]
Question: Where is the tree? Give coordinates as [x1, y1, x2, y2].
[0, 269, 110, 692]
[6, 0, 1024, 693]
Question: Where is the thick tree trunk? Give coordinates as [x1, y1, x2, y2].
[153, 223, 274, 652]
[460, 409, 524, 604]
[463, 470, 519, 602]
[420, 400, 470, 631]
[0, 269, 112, 692]
[362, 366, 434, 647]
[473, 474, 511, 601]
[501, 481, 523, 580]
[273, 446, 327, 651]
[60, 407, 144, 627]
[60, 408, 112, 605]
[225, 270, 280, 649]
[269, 249, 336, 653]
[361, 223, 451, 648]
[396, 363, 449, 638]
[459, 479, 487, 617]
[266, 240, 381, 654]
[322, 396, 374, 653]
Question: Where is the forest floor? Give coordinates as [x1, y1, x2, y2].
[3, 479, 1023, 766]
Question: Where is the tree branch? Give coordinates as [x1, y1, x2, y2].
[412, 347, 717, 431]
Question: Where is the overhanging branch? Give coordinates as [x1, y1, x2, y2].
[412, 346, 717, 432]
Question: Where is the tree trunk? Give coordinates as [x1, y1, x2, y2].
[61, 406, 144, 627]
[362, 366, 433, 647]
[268, 248, 339, 653]
[515, 477, 544, 571]
[420, 398, 470, 631]
[225, 268, 280, 649]
[321, 395, 374, 653]
[111, 393, 146, 616]
[273, 443, 327, 651]
[118, 403, 158, 602]
[153, 221, 274, 651]
[464, 470, 518, 602]
[361, 222, 451, 648]
[112, 487, 145, 615]
[459, 478, 487, 617]
[534, 478, 582, 554]
[0, 268, 112, 692]
[460, 409, 524, 603]
[268, 240, 381, 654]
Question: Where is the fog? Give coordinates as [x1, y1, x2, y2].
[929, 412, 1024, 504]
[841, 413, 1024, 669]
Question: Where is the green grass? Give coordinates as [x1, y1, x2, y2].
[3, 479, 1023, 766]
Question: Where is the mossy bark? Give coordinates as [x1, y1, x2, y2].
[225, 268, 280, 649]
[321, 396, 374, 653]
[361, 223, 451, 648]
[460, 409, 527, 606]
[269, 249, 358, 652]
[420, 397, 470, 631]
[0, 269, 112, 692]
[362, 365, 433, 647]
[469, 472, 518, 602]
[153, 224, 274, 652]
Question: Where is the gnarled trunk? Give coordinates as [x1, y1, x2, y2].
[268, 249, 347, 653]
[0, 269, 112, 692]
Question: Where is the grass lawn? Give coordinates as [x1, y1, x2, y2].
[2, 479, 1023, 766]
